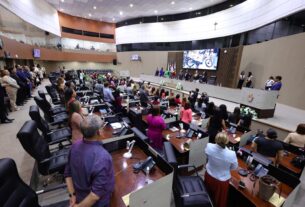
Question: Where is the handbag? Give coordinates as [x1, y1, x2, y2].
[291, 154, 305, 169]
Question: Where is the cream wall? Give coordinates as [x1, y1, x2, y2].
[34, 61, 117, 74]
[116, 51, 168, 77]
[239, 32, 305, 110]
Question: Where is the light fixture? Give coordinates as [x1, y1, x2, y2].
[171, 1, 175, 5]
[112, 17, 115, 21]
[60, 8, 64, 11]
[61, 0, 64, 2]
[119, 11, 123, 15]
[88, 13, 92, 17]
[93, 6, 97, 10]
[189, 7, 192, 10]
[154, 10, 158, 14]
[230, 4, 234, 7]
[129, 3, 134, 8]
[302, 24, 305, 27]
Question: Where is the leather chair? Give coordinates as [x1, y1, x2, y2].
[29, 105, 71, 145]
[36, 93, 66, 115]
[38, 90, 62, 106]
[45, 85, 61, 105]
[0, 158, 69, 207]
[163, 142, 213, 207]
[34, 96, 68, 124]
[17, 120, 69, 175]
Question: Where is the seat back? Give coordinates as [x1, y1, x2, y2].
[29, 105, 49, 137]
[45, 85, 59, 102]
[0, 158, 39, 207]
[163, 142, 177, 167]
[34, 96, 51, 118]
[38, 90, 46, 100]
[17, 120, 51, 175]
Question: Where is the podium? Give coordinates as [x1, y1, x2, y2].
[240, 88, 279, 118]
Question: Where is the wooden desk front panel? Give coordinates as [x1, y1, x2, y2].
[110, 147, 165, 207]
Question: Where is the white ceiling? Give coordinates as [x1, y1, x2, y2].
[45, 0, 227, 23]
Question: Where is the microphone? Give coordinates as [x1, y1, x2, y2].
[123, 140, 136, 159]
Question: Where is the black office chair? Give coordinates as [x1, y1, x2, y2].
[45, 85, 61, 105]
[34, 96, 68, 124]
[0, 158, 68, 207]
[163, 142, 213, 207]
[17, 120, 69, 176]
[29, 105, 71, 145]
[36, 93, 66, 114]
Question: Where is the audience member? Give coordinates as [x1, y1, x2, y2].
[65, 115, 114, 207]
[113, 89, 123, 113]
[174, 94, 181, 105]
[0, 75, 13, 123]
[159, 67, 164, 77]
[228, 107, 241, 125]
[284, 123, 305, 148]
[94, 80, 104, 94]
[204, 132, 238, 207]
[1, 70, 20, 111]
[103, 82, 114, 103]
[180, 102, 193, 124]
[252, 128, 283, 165]
[147, 106, 166, 150]
[205, 102, 215, 118]
[139, 85, 149, 107]
[207, 108, 226, 143]
[64, 88, 76, 111]
[155, 67, 159, 76]
[219, 104, 228, 121]
[68, 100, 84, 143]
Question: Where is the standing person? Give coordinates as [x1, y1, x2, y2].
[265, 76, 275, 90]
[0, 75, 13, 123]
[284, 123, 305, 148]
[10, 67, 25, 106]
[207, 108, 226, 143]
[147, 106, 166, 150]
[94, 80, 104, 95]
[139, 85, 149, 107]
[68, 100, 84, 143]
[113, 89, 123, 113]
[174, 94, 182, 105]
[245, 72, 253, 88]
[159, 67, 164, 77]
[103, 82, 115, 103]
[200, 71, 208, 83]
[219, 104, 228, 121]
[1, 70, 20, 111]
[271, 76, 282, 91]
[193, 70, 200, 82]
[204, 132, 238, 207]
[65, 115, 115, 207]
[155, 67, 159, 76]
[228, 107, 241, 125]
[180, 102, 193, 124]
[237, 71, 246, 89]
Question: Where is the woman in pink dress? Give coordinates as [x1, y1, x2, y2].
[146, 106, 166, 150]
[68, 100, 84, 143]
[180, 102, 193, 124]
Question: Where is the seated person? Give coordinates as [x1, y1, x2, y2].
[180, 102, 193, 124]
[147, 106, 166, 150]
[174, 94, 181, 105]
[284, 123, 305, 148]
[238, 114, 252, 132]
[251, 128, 284, 165]
[65, 115, 115, 207]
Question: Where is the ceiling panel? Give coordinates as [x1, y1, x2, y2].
[45, 0, 227, 23]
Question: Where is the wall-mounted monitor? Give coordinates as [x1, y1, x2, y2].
[183, 48, 219, 70]
[33, 49, 40, 58]
[131, 54, 141, 61]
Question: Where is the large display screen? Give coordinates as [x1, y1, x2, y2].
[33, 49, 40, 58]
[183, 48, 219, 70]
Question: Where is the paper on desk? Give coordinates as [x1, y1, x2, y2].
[268, 193, 285, 207]
[122, 193, 131, 206]
[110, 122, 122, 129]
[234, 137, 241, 142]
[170, 127, 179, 132]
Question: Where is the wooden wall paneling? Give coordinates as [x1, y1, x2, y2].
[61, 32, 115, 43]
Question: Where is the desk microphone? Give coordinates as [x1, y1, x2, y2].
[123, 140, 136, 159]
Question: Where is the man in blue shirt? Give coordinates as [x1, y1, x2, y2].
[64, 115, 115, 207]
[103, 82, 114, 103]
[271, 76, 282, 91]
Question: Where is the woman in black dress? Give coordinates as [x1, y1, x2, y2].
[245, 72, 253, 88]
[237, 71, 245, 89]
[207, 108, 226, 143]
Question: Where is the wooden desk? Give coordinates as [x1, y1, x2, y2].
[243, 144, 302, 175]
[230, 158, 293, 207]
[110, 147, 165, 207]
[162, 130, 197, 154]
[227, 131, 244, 145]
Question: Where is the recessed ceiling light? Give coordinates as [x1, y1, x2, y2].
[230, 4, 234, 7]
[154, 10, 158, 14]
[61, 0, 64, 2]
[129, 4, 134, 8]
[119, 11, 123, 15]
[88, 13, 92, 17]
[93, 6, 97, 10]
[171, 1, 175, 5]
[60, 8, 64, 11]
[112, 17, 115, 21]
[189, 7, 193, 10]
[302, 24, 305, 27]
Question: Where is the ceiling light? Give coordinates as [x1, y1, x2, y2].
[88, 13, 92, 17]
[302, 24, 305, 27]
[154, 10, 158, 14]
[60, 8, 64, 11]
[93, 6, 97, 10]
[61, 0, 64, 2]
[112, 17, 115, 21]
[171, 1, 175, 5]
[129, 4, 134, 8]
[230, 4, 234, 7]
[189, 7, 193, 10]
[119, 11, 123, 15]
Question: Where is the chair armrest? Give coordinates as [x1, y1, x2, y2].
[48, 137, 70, 145]
[40, 153, 69, 164]
[36, 183, 67, 195]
